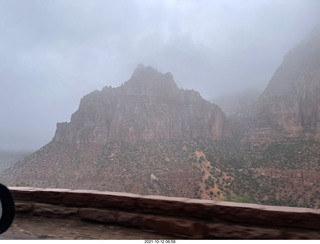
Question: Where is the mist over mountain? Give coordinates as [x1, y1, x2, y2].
[0, 150, 31, 174]
[213, 89, 261, 117]
[248, 26, 320, 144]
[212, 89, 261, 140]
[212, 26, 320, 145]
[53, 65, 231, 147]
[3, 66, 231, 199]
[1, 1, 320, 152]
[4, 27, 320, 208]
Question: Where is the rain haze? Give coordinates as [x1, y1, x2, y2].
[1, 0, 320, 151]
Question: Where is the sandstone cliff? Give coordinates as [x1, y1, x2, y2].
[248, 27, 320, 144]
[5, 28, 320, 208]
[53, 64, 231, 147]
[4, 65, 232, 199]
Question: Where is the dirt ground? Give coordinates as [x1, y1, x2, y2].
[0, 215, 176, 240]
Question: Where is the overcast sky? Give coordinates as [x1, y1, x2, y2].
[1, 0, 320, 151]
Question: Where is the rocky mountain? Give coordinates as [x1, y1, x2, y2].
[54, 64, 231, 147]
[214, 26, 320, 208]
[247, 27, 320, 144]
[0, 150, 31, 174]
[4, 28, 320, 209]
[3, 65, 232, 199]
[212, 89, 260, 140]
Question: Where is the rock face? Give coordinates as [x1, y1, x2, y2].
[5, 29, 320, 208]
[54, 64, 231, 147]
[248, 27, 320, 144]
[4, 65, 232, 199]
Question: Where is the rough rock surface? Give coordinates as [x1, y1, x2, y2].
[54, 64, 231, 147]
[248, 27, 320, 144]
[4, 28, 320, 209]
[4, 65, 231, 198]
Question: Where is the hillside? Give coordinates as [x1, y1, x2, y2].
[247, 27, 320, 144]
[4, 28, 320, 209]
[3, 65, 231, 199]
[215, 26, 320, 208]
[0, 151, 31, 175]
[53, 64, 231, 146]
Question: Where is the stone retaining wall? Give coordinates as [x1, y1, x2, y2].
[9, 187, 320, 239]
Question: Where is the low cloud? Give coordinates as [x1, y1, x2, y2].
[1, 0, 319, 150]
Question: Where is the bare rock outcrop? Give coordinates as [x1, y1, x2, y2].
[4, 65, 231, 198]
[247, 27, 320, 144]
[53, 64, 231, 147]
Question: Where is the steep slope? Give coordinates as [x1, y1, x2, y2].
[54, 64, 231, 147]
[205, 27, 320, 208]
[248, 27, 320, 144]
[219, 27, 320, 208]
[5, 27, 320, 208]
[4, 65, 231, 198]
[0, 151, 31, 174]
[213, 89, 260, 140]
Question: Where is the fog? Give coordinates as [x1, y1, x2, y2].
[1, 0, 320, 151]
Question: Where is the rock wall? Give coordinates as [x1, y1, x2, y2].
[248, 27, 320, 144]
[10, 187, 320, 239]
[53, 65, 231, 147]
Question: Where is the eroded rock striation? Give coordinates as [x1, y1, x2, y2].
[4, 65, 231, 198]
[248, 27, 320, 144]
[5, 28, 320, 208]
[53, 64, 231, 147]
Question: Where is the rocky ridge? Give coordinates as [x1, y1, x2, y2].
[4, 65, 231, 199]
[4, 28, 320, 209]
[247, 27, 320, 144]
[54, 64, 231, 147]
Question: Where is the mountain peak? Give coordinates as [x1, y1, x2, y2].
[132, 63, 159, 75]
[52, 65, 231, 146]
[124, 64, 177, 95]
[249, 27, 320, 143]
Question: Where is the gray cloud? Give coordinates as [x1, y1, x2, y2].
[1, 0, 320, 151]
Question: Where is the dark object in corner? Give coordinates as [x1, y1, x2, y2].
[0, 183, 15, 234]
